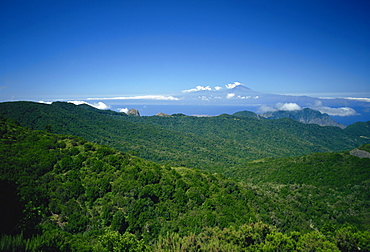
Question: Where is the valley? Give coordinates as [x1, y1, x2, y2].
[0, 101, 370, 251]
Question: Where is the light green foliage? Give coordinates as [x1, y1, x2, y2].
[153, 223, 370, 251]
[334, 225, 370, 251]
[296, 232, 339, 251]
[0, 229, 69, 252]
[95, 231, 149, 252]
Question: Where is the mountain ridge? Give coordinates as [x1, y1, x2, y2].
[259, 108, 346, 128]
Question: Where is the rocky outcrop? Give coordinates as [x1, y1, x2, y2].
[127, 109, 140, 116]
[156, 112, 170, 117]
[350, 148, 370, 159]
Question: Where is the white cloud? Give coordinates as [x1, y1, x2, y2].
[182, 86, 212, 93]
[344, 97, 370, 102]
[38, 101, 52, 104]
[226, 93, 235, 99]
[118, 108, 129, 113]
[276, 102, 302, 111]
[310, 101, 358, 116]
[258, 104, 276, 113]
[259, 101, 358, 117]
[225, 82, 242, 89]
[94, 102, 110, 109]
[68, 100, 110, 110]
[215, 86, 222, 91]
[258, 102, 301, 113]
[315, 107, 358, 116]
[87, 95, 179, 101]
[233, 95, 251, 99]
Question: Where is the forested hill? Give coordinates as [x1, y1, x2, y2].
[0, 101, 369, 174]
[1, 116, 369, 251]
[227, 145, 370, 189]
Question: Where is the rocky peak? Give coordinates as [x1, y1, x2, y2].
[156, 112, 170, 117]
[260, 108, 346, 129]
[127, 109, 140, 116]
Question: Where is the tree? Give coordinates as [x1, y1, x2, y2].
[96, 231, 149, 252]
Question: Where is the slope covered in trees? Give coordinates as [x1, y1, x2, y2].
[228, 147, 370, 231]
[229, 146, 370, 188]
[0, 101, 369, 175]
[123, 112, 361, 154]
[1, 116, 369, 251]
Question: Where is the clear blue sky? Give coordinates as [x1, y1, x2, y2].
[1, 0, 369, 101]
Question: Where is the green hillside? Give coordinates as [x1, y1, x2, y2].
[123, 112, 362, 154]
[0, 101, 369, 175]
[0, 101, 253, 171]
[229, 146, 370, 188]
[345, 121, 370, 138]
[1, 116, 370, 251]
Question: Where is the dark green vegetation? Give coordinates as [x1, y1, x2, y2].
[1, 101, 370, 251]
[230, 148, 370, 188]
[0, 101, 369, 174]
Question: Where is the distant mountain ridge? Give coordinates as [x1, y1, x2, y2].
[232, 108, 345, 128]
[259, 108, 346, 128]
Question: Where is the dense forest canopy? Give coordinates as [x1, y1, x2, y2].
[0, 102, 370, 251]
[0, 101, 369, 175]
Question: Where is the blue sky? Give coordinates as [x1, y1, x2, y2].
[1, 0, 370, 101]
